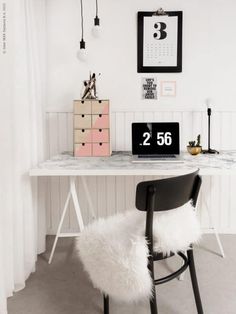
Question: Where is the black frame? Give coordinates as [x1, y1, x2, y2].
[137, 11, 183, 73]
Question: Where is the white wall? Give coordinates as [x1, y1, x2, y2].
[46, 0, 236, 111]
[45, 0, 236, 234]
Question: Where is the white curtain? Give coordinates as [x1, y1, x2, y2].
[0, 0, 46, 313]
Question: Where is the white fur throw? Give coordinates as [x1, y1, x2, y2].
[77, 203, 201, 303]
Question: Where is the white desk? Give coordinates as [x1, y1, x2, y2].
[30, 151, 236, 263]
[30, 151, 236, 176]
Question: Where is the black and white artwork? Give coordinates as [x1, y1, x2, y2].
[138, 11, 183, 73]
[142, 77, 157, 99]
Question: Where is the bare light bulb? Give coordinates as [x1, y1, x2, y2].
[92, 16, 101, 38]
[77, 39, 87, 61]
[92, 25, 101, 38]
[77, 48, 87, 61]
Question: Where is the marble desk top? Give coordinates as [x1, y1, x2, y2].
[29, 151, 236, 177]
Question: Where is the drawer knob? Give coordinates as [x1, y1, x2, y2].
[82, 143, 85, 146]
[99, 143, 102, 146]
[82, 129, 85, 132]
[99, 129, 102, 132]
[82, 114, 85, 117]
[99, 100, 102, 103]
[81, 100, 84, 104]
[99, 114, 102, 117]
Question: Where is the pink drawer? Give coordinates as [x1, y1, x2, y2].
[92, 114, 109, 129]
[74, 143, 92, 157]
[74, 129, 92, 143]
[92, 129, 109, 143]
[92, 100, 109, 114]
[92, 143, 110, 156]
[74, 100, 91, 114]
[74, 114, 91, 129]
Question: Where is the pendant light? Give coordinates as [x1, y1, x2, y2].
[77, 0, 86, 61]
[92, 0, 101, 38]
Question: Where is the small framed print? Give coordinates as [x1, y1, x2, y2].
[137, 11, 183, 73]
[142, 77, 157, 99]
[161, 81, 176, 97]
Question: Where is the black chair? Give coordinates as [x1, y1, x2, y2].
[103, 170, 203, 314]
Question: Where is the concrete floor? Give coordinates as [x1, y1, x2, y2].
[8, 235, 236, 314]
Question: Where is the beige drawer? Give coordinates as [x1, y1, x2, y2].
[74, 100, 91, 114]
[92, 100, 109, 114]
[74, 115, 91, 129]
[74, 129, 92, 143]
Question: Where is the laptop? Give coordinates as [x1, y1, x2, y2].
[131, 122, 183, 163]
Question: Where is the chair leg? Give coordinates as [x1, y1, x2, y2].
[150, 289, 158, 314]
[178, 250, 187, 281]
[148, 258, 158, 314]
[103, 294, 109, 314]
[187, 250, 204, 314]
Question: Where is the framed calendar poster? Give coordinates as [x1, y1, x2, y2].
[137, 11, 183, 73]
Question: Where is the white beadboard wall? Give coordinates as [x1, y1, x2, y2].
[42, 108, 236, 234]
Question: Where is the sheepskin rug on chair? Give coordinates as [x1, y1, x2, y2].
[77, 202, 201, 303]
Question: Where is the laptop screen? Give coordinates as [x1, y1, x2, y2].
[132, 122, 180, 155]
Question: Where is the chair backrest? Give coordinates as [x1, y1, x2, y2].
[135, 170, 202, 254]
[135, 170, 201, 212]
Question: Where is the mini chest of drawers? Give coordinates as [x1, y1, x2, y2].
[73, 99, 111, 157]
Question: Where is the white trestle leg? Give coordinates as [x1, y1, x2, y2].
[48, 176, 90, 264]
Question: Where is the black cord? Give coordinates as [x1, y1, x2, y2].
[80, 0, 84, 39]
[96, 0, 98, 17]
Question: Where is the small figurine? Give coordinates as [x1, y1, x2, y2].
[82, 72, 100, 100]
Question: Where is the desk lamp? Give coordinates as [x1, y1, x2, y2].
[202, 98, 219, 154]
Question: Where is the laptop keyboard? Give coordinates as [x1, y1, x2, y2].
[138, 154, 176, 158]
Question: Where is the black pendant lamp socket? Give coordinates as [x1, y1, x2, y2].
[80, 0, 85, 50]
[94, 15, 100, 26]
[80, 38, 85, 49]
[78, 0, 101, 60]
[94, 0, 100, 26]
[78, 0, 86, 60]
[92, 0, 101, 38]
